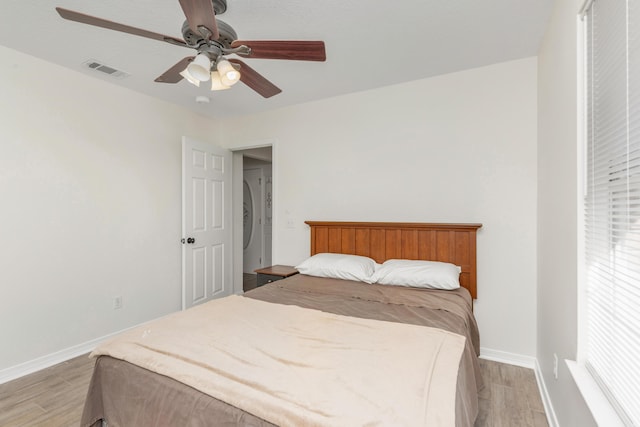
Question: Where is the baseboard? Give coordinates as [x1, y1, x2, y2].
[479, 347, 536, 368]
[535, 359, 560, 427]
[0, 326, 135, 385]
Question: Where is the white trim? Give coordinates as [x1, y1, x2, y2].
[566, 360, 625, 426]
[579, 0, 594, 19]
[0, 325, 139, 385]
[479, 347, 536, 368]
[576, 7, 589, 364]
[229, 139, 278, 296]
[534, 359, 560, 427]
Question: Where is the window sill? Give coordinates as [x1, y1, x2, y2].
[566, 360, 625, 426]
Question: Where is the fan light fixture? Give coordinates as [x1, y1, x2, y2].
[186, 53, 211, 82]
[182, 55, 241, 92]
[179, 69, 200, 87]
[210, 71, 230, 91]
[217, 59, 241, 86]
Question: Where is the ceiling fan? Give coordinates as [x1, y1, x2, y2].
[55, 0, 326, 98]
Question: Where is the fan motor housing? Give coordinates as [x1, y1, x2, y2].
[212, 0, 227, 15]
[181, 19, 237, 48]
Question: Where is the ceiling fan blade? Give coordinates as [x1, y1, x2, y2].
[178, 0, 219, 40]
[55, 7, 188, 47]
[228, 59, 282, 98]
[230, 40, 326, 61]
[155, 57, 195, 83]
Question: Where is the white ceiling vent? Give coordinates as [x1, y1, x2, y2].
[82, 59, 129, 79]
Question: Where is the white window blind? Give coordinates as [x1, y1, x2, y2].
[584, 0, 640, 425]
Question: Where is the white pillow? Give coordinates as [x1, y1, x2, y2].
[295, 253, 378, 283]
[371, 259, 461, 290]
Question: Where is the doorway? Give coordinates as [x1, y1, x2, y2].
[233, 146, 273, 292]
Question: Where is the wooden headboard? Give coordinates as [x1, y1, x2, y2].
[305, 221, 482, 299]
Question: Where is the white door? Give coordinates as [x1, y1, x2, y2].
[243, 168, 263, 273]
[182, 137, 232, 309]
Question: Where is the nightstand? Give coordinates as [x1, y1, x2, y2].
[254, 265, 299, 287]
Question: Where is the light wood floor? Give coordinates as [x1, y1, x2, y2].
[0, 353, 548, 426]
[0, 354, 94, 426]
[475, 358, 549, 427]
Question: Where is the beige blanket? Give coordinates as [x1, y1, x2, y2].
[92, 295, 466, 427]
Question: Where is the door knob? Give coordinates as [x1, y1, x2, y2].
[182, 237, 196, 244]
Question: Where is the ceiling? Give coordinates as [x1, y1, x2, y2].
[0, 0, 554, 119]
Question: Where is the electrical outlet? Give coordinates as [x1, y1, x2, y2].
[553, 353, 559, 379]
[113, 296, 123, 310]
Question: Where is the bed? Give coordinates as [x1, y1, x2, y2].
[81, 221, 483, 427]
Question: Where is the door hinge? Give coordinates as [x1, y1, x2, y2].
[259, 217, 262, 224]
[259, 177, 262, 185]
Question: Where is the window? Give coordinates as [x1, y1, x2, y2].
[582, 0, 640, 425]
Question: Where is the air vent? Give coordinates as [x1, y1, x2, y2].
[82, 59, 129, 79]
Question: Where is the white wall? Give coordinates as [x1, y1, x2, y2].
[537, 0, 597, 425]
[0, 45, 219, 371]
[221, 58, 539, 357]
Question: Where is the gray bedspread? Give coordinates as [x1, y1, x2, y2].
[81, 274, 481, 427]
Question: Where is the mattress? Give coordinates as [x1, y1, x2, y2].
[81, 274, 481, 427]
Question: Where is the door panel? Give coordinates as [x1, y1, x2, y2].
[192, 246, 207, 302]
[182, 137, 232, 309]
[212, 244, 224, 293]
[193, 178, 206, 231]
[211, 179, 224, 229]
